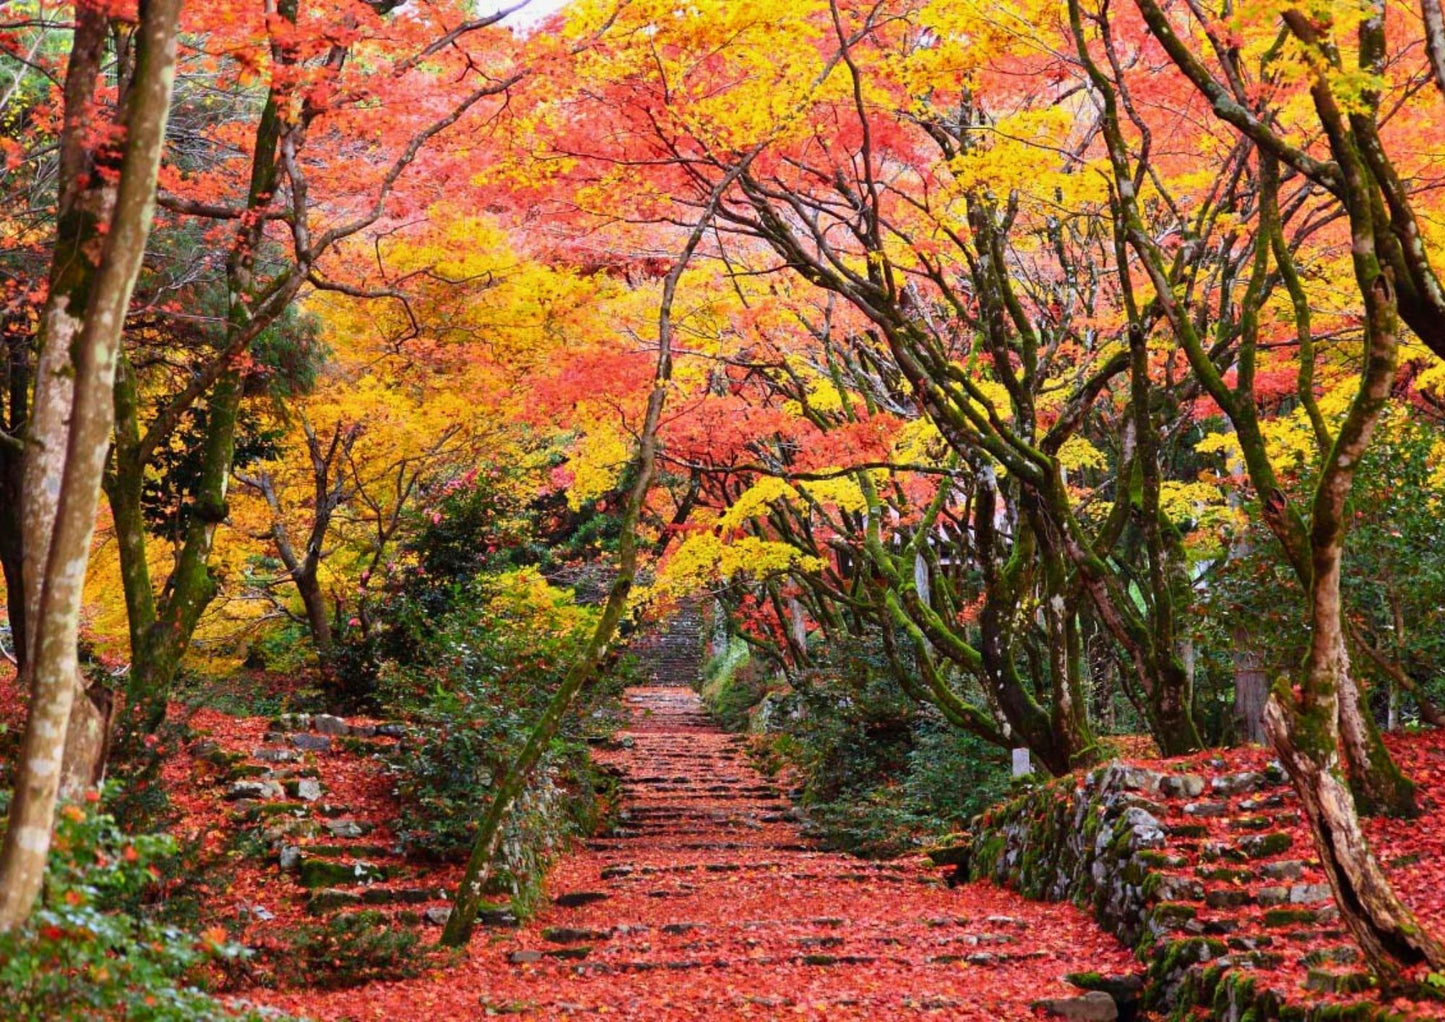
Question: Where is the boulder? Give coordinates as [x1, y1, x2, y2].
[253, 747, 300, 764]
[1239, 832, 1293, 859]
[1211, 771, 1262, 796]
[1033, 991, 1119, 1021]
[1152, 876, 1204, 902]
[306, 888, 362, 913]
[226, 780, 283, 801]
[1158, 774, 1205, 798]
[290, 733, 332, 752]
[313, 714, 351, 736]
[297, 856, 387, 888]
[1259, 860, 1305, 881]
[1289, 883, 1332, 904]
[1183, 801, 1230, 818]
[1256, 886, 1289, 906]
[325, 818, 370, 839]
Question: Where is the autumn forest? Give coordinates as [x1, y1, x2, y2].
[3, 0, 1445, 1017]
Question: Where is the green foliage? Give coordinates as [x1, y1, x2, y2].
[0, 797, 275, 1021]
[699, 635, 770, 731]
[140, 400, 285, 540]
[382, 570, 626, 866]
[703, 633, 1010, 858]
[1341, 416, 1445, 722]
[240, 621, 315, 678]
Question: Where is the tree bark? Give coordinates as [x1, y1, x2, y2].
[0, 0, 184, 932]
[1, 326, 27, 668]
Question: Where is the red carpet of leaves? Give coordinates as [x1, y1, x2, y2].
[250, 686, 1134, 1020]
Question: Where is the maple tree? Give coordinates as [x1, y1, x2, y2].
[2, 0, 1445, 1005]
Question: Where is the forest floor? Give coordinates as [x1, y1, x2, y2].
[243, 684, 1136, 1020]
[5, 660, 1445, 1019]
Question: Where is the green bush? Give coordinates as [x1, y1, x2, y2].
[707, 634, 1011, 858]
[0, 797, 274, 1021]
[699, 635, 771, 730]
[373, 569, 627, 918]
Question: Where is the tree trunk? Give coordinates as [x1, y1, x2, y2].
[1338, 668, 1416, 816]
[295, 566, 334, 654]
[124, 371, 242, 732]
[0, 0, 183, 931]
[438, 155, 756, 946]
[1264, 653, 1444, 970]
[1, 325, 26, 667]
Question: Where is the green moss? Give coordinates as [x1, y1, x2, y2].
[1242, 831, 1294, 858]
[1263, 907, 1318, 927]
[1196, 866, 1253, 882]
[297, 857, 387, 888]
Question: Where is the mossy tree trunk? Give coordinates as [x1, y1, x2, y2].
[1070, 0, 1438, 969]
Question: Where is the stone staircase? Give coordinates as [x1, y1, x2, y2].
[628, 601, 703, 687]
[190, 713, 489, 932]
[458, 684, 1138, 1018]
[957, 754, 1408, 1017]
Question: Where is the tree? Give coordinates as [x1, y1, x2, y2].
[0, 0, 183, 931]
[1068, 0, 1444, 969]
[105, 0, 526, 734]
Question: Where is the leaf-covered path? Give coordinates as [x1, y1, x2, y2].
[265, 684, 1135, 1020]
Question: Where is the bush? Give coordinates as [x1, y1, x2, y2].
[703, 634, 1011, 858]
[0, 796, 273, 1021]
[380, 570, 627, 910]
[699, 635, 771, 730]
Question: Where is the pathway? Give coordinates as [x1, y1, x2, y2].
[264, 683, 1136, 1020]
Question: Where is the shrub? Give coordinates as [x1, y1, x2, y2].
[704, 633, 1011, 858]
[699, 635, 772, 731]
[0, 796, 273, 1021]
[381, 570, 627, 911]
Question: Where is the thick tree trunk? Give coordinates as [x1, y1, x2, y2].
[1338, 668, 1416, 816]
[0, 0, 183, 931]
[1265, 652, 1444, 970]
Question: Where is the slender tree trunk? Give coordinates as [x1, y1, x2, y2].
[124, 371, 242, 731]
[294, 567, 333, 654]
[1, 326, 27, 667]
[1425, 0, 1445, 99]
[1232, 632, 1269, 744]
[439, 155, 760, 946]
[0, 0, 183, 931]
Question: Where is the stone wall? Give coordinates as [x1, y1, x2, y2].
[952, 762, 1415, 1022]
